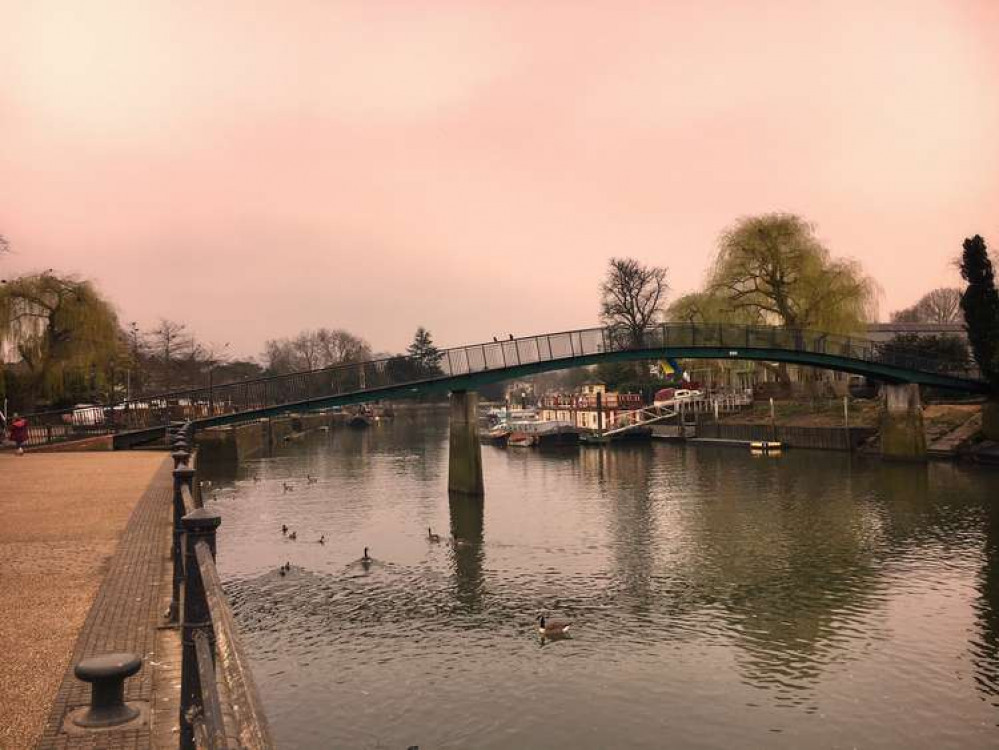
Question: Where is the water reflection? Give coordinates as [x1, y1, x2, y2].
[975, 484, 999, 710]
[448, 491, 485, 611]
[209, 415, 999, 749]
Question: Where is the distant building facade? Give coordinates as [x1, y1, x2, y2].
[539, 383, 642, 431]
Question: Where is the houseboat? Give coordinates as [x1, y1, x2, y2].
[538, 383, 646, 438]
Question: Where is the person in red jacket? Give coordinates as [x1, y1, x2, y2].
[9, 414, 28, 455]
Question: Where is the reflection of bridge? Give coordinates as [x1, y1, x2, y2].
[21, 324, 988, 467]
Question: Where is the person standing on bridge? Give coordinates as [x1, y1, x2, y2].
[9, 413, 28, 455]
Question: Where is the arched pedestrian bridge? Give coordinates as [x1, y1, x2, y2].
[191, 323, 985, 430]
[22, 323, 988, 465]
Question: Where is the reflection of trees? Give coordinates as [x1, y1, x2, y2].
[973, 473, 999, 708]
[674, 450, 890, 700]
[322, 410, 447, 485]
[448, 491, 485, 611]
[583, 446, 658, 615]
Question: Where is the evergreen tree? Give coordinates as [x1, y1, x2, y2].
[407, 327, 443, 376]
[959, 235, 999, 389]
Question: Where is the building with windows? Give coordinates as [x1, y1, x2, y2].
[538, 383, 643, 432]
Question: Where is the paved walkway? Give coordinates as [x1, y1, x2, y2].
[0, 452, 172, 750]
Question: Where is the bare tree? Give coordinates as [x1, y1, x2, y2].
[262, 328, 371, 375]
[600, 258, 669, 348]
[148, 319, 194, 390]
[892, 287, 962, 324]
[317, 328, 371, 365]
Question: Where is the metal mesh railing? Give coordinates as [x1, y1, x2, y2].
[12, 323, 982, 446]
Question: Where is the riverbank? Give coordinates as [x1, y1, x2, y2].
[0, 452, 171, 750]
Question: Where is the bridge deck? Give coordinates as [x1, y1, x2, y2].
[16, 324, 989, 448]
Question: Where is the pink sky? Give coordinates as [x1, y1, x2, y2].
[2, 1, 998, 358]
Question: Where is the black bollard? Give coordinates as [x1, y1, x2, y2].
[171, 450, 191, 469]
[72, 653, 142, 727]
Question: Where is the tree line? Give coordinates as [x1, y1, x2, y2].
[595, 214, 998, 394]
[3, 214, 998, 412]
[0, 236, 447, 411]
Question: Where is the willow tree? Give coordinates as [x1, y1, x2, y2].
[707, 214, 877, 386]
[710, 213, 877, 333]
[0, 272, 121, 408]
[668, 291, 757, 325]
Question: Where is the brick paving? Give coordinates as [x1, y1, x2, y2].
[0, 453, 168, 750]
[5, 455, 178, 750]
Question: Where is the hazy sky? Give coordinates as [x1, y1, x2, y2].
[2, 1, 998, 358]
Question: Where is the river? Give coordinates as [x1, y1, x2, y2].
[201, 411, 999, 749]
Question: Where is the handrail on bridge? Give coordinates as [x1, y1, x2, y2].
[14, 323, 985, 447]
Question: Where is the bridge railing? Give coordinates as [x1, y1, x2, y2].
[12, 323, 980, 445]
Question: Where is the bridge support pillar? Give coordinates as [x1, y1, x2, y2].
[983, 399, 999, 442]
[449, 390, 484, 496]
[879, 383, 926, 461]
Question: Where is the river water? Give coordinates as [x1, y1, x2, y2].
[202, 411, 999, 749]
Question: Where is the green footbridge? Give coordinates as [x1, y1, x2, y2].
[19, 324, 988, 460]
[197, 323, 986, 429]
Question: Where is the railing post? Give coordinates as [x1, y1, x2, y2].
[169, 465, 196, 623]
[180, 507, 222, 750]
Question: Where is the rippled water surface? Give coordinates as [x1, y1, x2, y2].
[202, 411, 999, 749]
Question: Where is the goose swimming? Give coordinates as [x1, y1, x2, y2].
[537, 615, 572, 637]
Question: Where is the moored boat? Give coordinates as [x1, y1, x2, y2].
[347, 412, 373, 428]
[506, 420, 579, 447]
[579, 427, 653, 445]
[479, 424, 511, 445]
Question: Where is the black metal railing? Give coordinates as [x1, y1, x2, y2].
[14, 323, 983, 447]
[170, 424, 273, 750]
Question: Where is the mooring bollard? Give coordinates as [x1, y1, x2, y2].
[72, 653, 142, 727]
[171, 450, 191, 469]
[180, 507, 222, 750]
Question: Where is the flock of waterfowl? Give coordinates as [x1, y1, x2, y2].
[217, 472, 572, 639]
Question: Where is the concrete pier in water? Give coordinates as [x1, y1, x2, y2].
[879, 383, 927, 460]
[448, 390, 484, 496]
